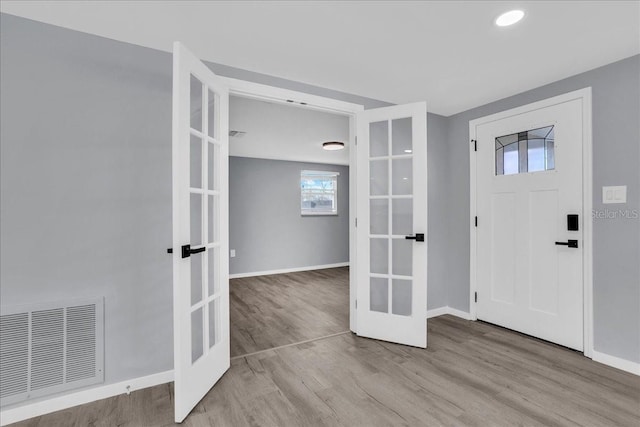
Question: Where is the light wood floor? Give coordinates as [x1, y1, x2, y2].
[230, 267, 349, 357]
[10, 269, 640, 426]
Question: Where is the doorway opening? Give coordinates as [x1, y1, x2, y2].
[226, 94, 353, 358]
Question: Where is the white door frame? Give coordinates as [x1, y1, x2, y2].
[219, 76, 364, 333]
[469, 87, 593, 358]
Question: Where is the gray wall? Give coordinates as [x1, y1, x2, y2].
[229, 157, 349, 275]
[0, 13, 175, 389]
[426, 113, 449, 310]
[0, 13, 390, 400]
[445, 55, 640, 363]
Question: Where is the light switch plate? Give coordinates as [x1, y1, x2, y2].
[230, 249, 236, 258]
[602, 186, 627, 204]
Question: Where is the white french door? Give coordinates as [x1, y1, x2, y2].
[474, 97, 584, 351]
[171, 42, 230, 423]
[356, 102, 428, 348]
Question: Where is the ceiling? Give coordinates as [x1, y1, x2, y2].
[229, 96, 350, 165]
[2, 1, 639, 116]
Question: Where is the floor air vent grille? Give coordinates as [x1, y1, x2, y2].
[0, 298, 104, 407]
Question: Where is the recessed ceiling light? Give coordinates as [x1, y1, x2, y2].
[404, 149, 412, 153]
[495, 10, 525, 27]
[322, 141, 345, 151]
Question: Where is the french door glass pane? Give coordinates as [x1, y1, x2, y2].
[392, 279, 412, 316]
[190, 193, 202, 246]
[190, 135, 202, 188]
[191, 308, 203, 363]
[370, 199, 388, 235]
[370, 278, 388, 313]
[392, 158, 412, 195]
[392, 239, 412, 276]
[367, 114, 418, 326]
[392, 199, 412, 236]
[392, 117, 412, 155]
[370, 238, 388, 274]
[190, 75, 202, 132]
[370, 160, 388, 196]
[370, 121, 388, 157]
[191, 252, 203, 305]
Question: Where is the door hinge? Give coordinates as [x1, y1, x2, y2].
[475, 216, 478, 227]
[355, 218, 358, 227]
[472, 139, 477, 152]
[355, 136, 358, 145]
[474, 292, 478, 303]
[355, 299, 358, 309]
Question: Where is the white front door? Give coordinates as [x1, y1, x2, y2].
[474, 97, 584, 351]
[356, 102, 428, 348]
[172, 42, 230, 422]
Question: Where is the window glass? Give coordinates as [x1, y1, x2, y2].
[301, 170, 339, 215]
[495, 125, 555, 176]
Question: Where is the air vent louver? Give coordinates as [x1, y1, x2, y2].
[0, 298, 104, 407]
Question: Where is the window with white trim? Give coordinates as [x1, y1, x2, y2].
[300, 170, 339, 215]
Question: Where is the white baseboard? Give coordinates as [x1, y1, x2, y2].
[426, 306, 450, 318]
[427, 306, 473, 320]
[445, 307, 474, 320]
[0, 370, 173, 426]
[592, 350, 640, 376]
[230, 262, 349, 279]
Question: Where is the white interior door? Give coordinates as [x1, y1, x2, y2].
[356, 102, 427, 348]
[475, 98, 583, 350]
[172, 42, 230, 423]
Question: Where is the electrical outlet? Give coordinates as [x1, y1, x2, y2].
[230, 249, 236, 258]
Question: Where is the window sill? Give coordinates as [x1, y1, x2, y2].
[301, 212, 338, 216]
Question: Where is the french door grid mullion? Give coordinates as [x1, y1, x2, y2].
[201, 84, 210, 354]
[387, 119, 393, 315]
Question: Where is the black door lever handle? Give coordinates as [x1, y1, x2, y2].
[555, 240, 578, 248]
[167, 245, 206, 258]
[405, 233, 425, 242]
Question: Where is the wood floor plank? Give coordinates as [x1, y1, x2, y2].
[230, 267, 349, 357]
[8, 268, 640, 426]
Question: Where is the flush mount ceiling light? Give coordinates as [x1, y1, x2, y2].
[495, 10, 525, 27]
[322, 141, 345, 151]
